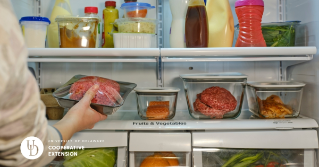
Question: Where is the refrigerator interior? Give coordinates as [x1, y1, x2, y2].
[9, 0, 319, 165]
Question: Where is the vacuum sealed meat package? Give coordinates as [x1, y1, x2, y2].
[53, 75, 137, 115]
[69, 76, 122, 106]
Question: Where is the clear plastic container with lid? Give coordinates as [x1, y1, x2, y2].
[120, 2, 155, 18]
[246, 81, 305, 119]
[56, 16, 100, 48]
[19, 16, 50, 48]
[135, 87, 180, 120]
[180, 73, 247, 119]
[114, 18, 156, 34]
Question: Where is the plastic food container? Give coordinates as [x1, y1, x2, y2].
[19, 16, 50, 48]
[180, 73, 247, 119]
[113, 33, 156, 48]
[53, 75, 137, 115]
[120, 2, 155, 18]
[235, 21, 300, 47]
[135, 87, 180, 120]
[55, 16, 100, 48]
[115, 18, 156, 34]
[246, 81, 305, 119]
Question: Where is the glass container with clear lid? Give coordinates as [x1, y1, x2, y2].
[180, 73, 247, 119]
[246, 81, 305, 119]
[135, 87, 180, 120]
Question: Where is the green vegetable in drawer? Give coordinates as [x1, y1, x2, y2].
[63, 148, 117, 167]
[261, 21, 300, 47]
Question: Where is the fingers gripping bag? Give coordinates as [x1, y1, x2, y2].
[53, 75, 137, 115]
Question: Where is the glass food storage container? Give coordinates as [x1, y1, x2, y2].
[135, 87, 180, 120]
[55, 16, 100, 48]
[180, 73, 247, 119]
[235, 21, 300, 47]
[120, 2, 155, 18]
[114, 18, 156, 34]
[130, 132, 191, 167]
[45, 131, 128, 167]
[246, 81, 305, 119]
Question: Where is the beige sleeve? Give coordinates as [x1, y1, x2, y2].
[0, 0, 62, 167]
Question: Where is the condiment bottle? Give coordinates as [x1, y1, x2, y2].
[169, 0, 188, 48]
[122, 0, 137, 18]
[47, 0, 72, 48]
[102, 1, 119, 48]
[185, 0, 209, 48]
[84, 7, 100, 47]
[235, 0, 266, 47]
[206, 0, 234, 47]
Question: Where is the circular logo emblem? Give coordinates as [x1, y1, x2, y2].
[20, 136, 44, 159]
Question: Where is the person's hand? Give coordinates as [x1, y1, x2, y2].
[53, 85, 107, 146]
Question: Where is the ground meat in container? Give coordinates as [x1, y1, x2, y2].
[193, 86, 237, 118]
[69, 76, 120, 106]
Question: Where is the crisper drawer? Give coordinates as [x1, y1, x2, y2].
[192, 130, 318, 167]
[129, 132, 191, 167]
[46, 131, 128, 167]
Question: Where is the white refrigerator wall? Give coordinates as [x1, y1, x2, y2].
[285, 0, 319, 122]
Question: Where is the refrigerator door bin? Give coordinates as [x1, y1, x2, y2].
[193, 130, 318, 167]
[46, 131, 128, 167]
[129, 132, 191, 166]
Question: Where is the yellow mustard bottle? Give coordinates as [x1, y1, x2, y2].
[206, 0, 234, 47]
[102, 1, 119, 48]
[47, 0, 72, 48]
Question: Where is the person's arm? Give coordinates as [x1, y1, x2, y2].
[0, 1, 106, 166]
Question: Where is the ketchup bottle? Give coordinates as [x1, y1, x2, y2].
[235, 0, 266, 47]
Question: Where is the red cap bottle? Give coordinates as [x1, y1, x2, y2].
[105, 1, 116, 7]
[85, 7, 98, 14]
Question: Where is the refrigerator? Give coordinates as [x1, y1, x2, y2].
[10, 0, 319, 166]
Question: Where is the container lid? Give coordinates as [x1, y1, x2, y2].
[85, 7, 98, 14]
[135, 87, 180, 93]
[105, 1, 116, 7]
[235, 0, 264, 7]
[55, 15, 100, 22]
[180, 72, 247, 79]
[19, 16, 51, 24]
[120, 2, 155, 9]
[247, 81, 306, 88]
[261, 21, 301, 26]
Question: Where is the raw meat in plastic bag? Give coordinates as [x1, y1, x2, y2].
[69, 76, 123, 106]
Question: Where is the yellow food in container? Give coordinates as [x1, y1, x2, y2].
[114, 18, 156, 34]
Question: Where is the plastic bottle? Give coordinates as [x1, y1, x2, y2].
[185, 0, 208, 48]
[85, 7, 100, 47]
[235, 0, 266, 47]
[47, 0, 72, 48]
[169, 0, 188, 48]
[102, 1, 119, 48]
[206, 0, 234, 47]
